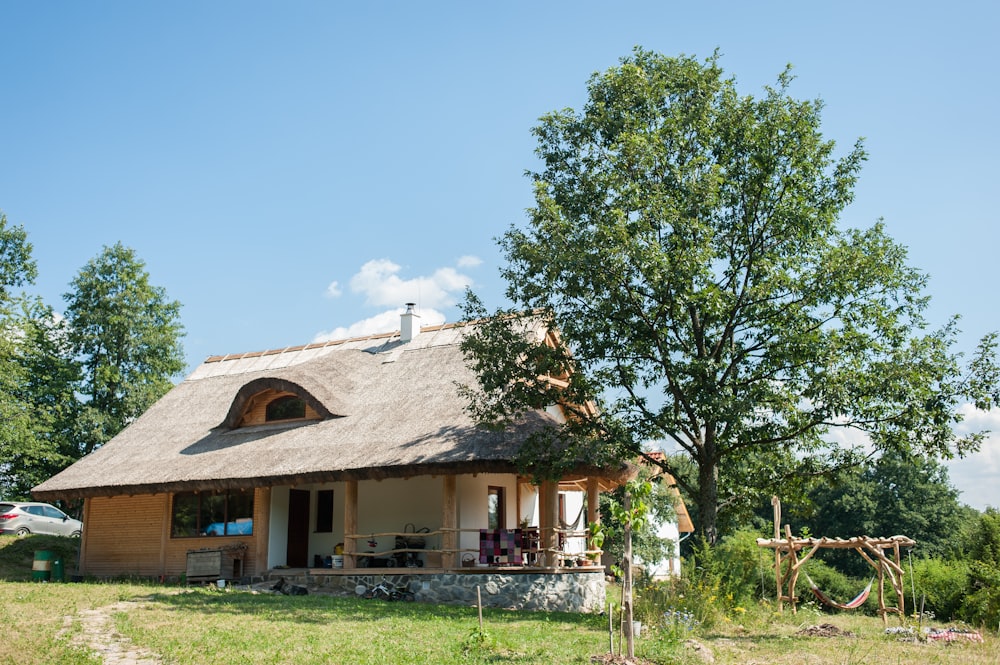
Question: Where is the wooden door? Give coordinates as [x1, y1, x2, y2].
[286, 489, 310, 567]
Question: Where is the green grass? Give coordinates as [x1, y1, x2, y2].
[2, 535, 998, 664]
[0, 533, 83, 582]
[113, 590, 612, 664]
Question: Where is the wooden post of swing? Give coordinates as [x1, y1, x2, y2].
[893, 540, 905, 619]
[784, 524, 801, 614]
[772, 496, 782, 612]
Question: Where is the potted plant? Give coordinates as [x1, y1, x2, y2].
[587, 521, 605, 561]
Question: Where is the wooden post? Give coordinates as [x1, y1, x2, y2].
[159, 493, 170, 579]
[772, 496, 782, 612]
[255, 487, 271, 575]
[344, 479, 358, 568]
[442, 475, 457, 568]
[784, 525, 800, 614]
[587, 476, 600, 556]
[623, 489, 635, 660]
[541, 480, 559, 567]
[893, 541, 905, 619]
[587, 477, 600, 526]
[79, 497, 92, 576]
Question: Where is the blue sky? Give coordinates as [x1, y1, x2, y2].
[1, 2, 997, 510]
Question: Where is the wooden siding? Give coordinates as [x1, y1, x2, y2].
[80, 490, 268, 579]
[81, 494, 168, 577]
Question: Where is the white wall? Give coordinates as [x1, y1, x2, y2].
[559, 491, 588, 556]
[637, 519, 683, 578]
[456, 473, 518, 558]
[268, 486, 290, 567]
[356, 476, 442, 555]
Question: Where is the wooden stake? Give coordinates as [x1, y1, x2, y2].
[608, 604, 614, 654]
[477, 586, 483, 632]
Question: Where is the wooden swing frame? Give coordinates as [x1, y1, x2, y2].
[756, 497, 915, 625]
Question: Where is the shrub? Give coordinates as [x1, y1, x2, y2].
[959, 559, 1000, 629]
[957, 508, 1000, 628]
[910, 556, 969, 620]
[632, 529, 773, 630]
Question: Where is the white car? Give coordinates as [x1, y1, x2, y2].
[0, 502, 83, 537]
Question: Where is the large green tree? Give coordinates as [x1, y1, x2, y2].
[461, 49, 998, 544]
[0, 212, 42, 498]
[64, 242, 185, 453]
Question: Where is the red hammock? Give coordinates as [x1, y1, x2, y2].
[804, 572, 873, 610]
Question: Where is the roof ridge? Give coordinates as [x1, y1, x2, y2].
[203, 319, 466, 364]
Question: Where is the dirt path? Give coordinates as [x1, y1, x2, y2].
[60, 600, 162, 665]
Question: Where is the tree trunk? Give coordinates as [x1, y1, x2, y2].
[697, 445, 720, 545]
[623, 490, 634, 660]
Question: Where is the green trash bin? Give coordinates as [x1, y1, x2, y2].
[32, 550, 53, 582]
[51, 556, 64, 582]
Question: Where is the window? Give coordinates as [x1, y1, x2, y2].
[266, 395, 306, 422]
[488, 486, 505, 530]
[42, 505, 66, 520]
[316, 489, 334, 533]
[171, 490, 254, 537]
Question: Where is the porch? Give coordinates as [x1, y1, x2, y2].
[260, 472, 611, 611]
[267, 473, 609, 572]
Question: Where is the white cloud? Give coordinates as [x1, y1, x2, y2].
[348, 258, 475, 309]
[312, 257, 478, 344]
[945, 404, 1000, 510]
[312, 307, 446, 343]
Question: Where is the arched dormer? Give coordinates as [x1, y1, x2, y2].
[222, 377, 338, 429]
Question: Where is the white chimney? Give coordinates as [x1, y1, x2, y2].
[400, 303, 420, 342]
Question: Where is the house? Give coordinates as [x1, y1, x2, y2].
[32, 308, 631, 611]
[638, 451, 695, 579]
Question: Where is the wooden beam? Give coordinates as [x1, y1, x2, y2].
[542, 480, 559, 567]
[79, 497, 92, 576]
[159, 493, 169, 579]
[255, 487, 271, 575]
[442, 475, 457, 568]
[586, 476, 600, 526]
[344, 480, 358, 568]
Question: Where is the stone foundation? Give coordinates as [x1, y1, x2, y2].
[272, 570, 606, 613]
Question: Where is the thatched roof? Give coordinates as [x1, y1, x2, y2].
[33, 321, 628, 500]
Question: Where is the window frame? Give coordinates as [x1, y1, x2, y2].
[316, 489, 334, 533]
[487, 486, 506, 531]
[171, 490, 254, 538]
[265, 395, 307, 422]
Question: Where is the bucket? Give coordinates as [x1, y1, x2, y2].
[32, 550, 54, 582]
[217, 579, 226, 589]
[631, 621, 642, 638]
[331, 555, 344, 569]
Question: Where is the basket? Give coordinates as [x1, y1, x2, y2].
[401, 523, 428, 549]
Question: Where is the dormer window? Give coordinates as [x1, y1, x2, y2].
[266, 395, 306, 422]
[221, 377, 340, 429]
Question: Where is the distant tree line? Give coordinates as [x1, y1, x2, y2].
[0, 212, 185, 500]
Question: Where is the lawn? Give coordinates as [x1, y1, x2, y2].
[2, 535, 997, 664]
